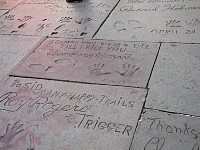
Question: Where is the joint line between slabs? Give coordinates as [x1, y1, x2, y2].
[92, 0, 121, 38]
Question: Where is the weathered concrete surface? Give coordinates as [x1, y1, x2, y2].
[0, 0, 119, 38]
[0, 0, 23, 9]
[0, 10, 7, 16]
[11, 38, 159, 87]
[131, 109, 200, 150]
[0, 35, 42, 83]
[0, 77, 146, 150]
[95, 0, 200, 43]
[145, 43, 200, 116]
[0, 0, 200, 149]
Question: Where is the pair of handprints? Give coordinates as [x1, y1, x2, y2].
[89, 63, 140, 78]
[28, 60, 140, 78]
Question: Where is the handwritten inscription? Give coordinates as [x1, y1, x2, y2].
[22, 0, 66, 4]
[36, 22, 52, 32]
[144, 137, 165, 150]
[113, 18, 199, 37]
[5, 15, 15, 20]
[12, 38, 158, 87]
[18, 16, 33, 22]
[143, 117, 200, 149]
[120, 1, 200, 12]
[0, 0, 117, 38]
[116, 4, 200, 36]
[47, 50, 134, 61]
[0, 78, 145, 140]
[148, 118, 200, 139]
[58, 16, 72, 23]
[48, 39, 135, 51]
[1, 80, 138, 113]
[76, 113, 133, 136]
[134, 114, 200, 150]
[128, 0, 199, 3]
[94, 0, 200, 42]
[150, 18, 199, 35]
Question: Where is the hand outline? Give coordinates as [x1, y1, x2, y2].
[116, 63, 140, 78]
[89, 63, 111, 77]
[0, 121, 24, 149]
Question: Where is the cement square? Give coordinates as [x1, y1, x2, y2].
[95, 0, 200, 43]
[0, 77, 146, 150]
[0, 10, 7, 16]
[0, 0, 119, 38]
[0, 35, 42, 83]
[131, 110, 200, 150]
[11, 38, 159, 87]
[146, 43, 200, 116]
[0, 0, 23, 9]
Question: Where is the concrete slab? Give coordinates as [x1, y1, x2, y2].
[131, 110, 200, 150]
[0, 10, 7, 16]
[0, 0, 23, 9]
[11, 38, 159, 87]
[0, 35, 42, 83]
[0, 0, 119, 38]
[0, 77, 146, 150]
[95, 0, 200, 43]
[145, 43, 200, 116]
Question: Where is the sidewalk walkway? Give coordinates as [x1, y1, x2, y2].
[0, 0, 200, 149]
